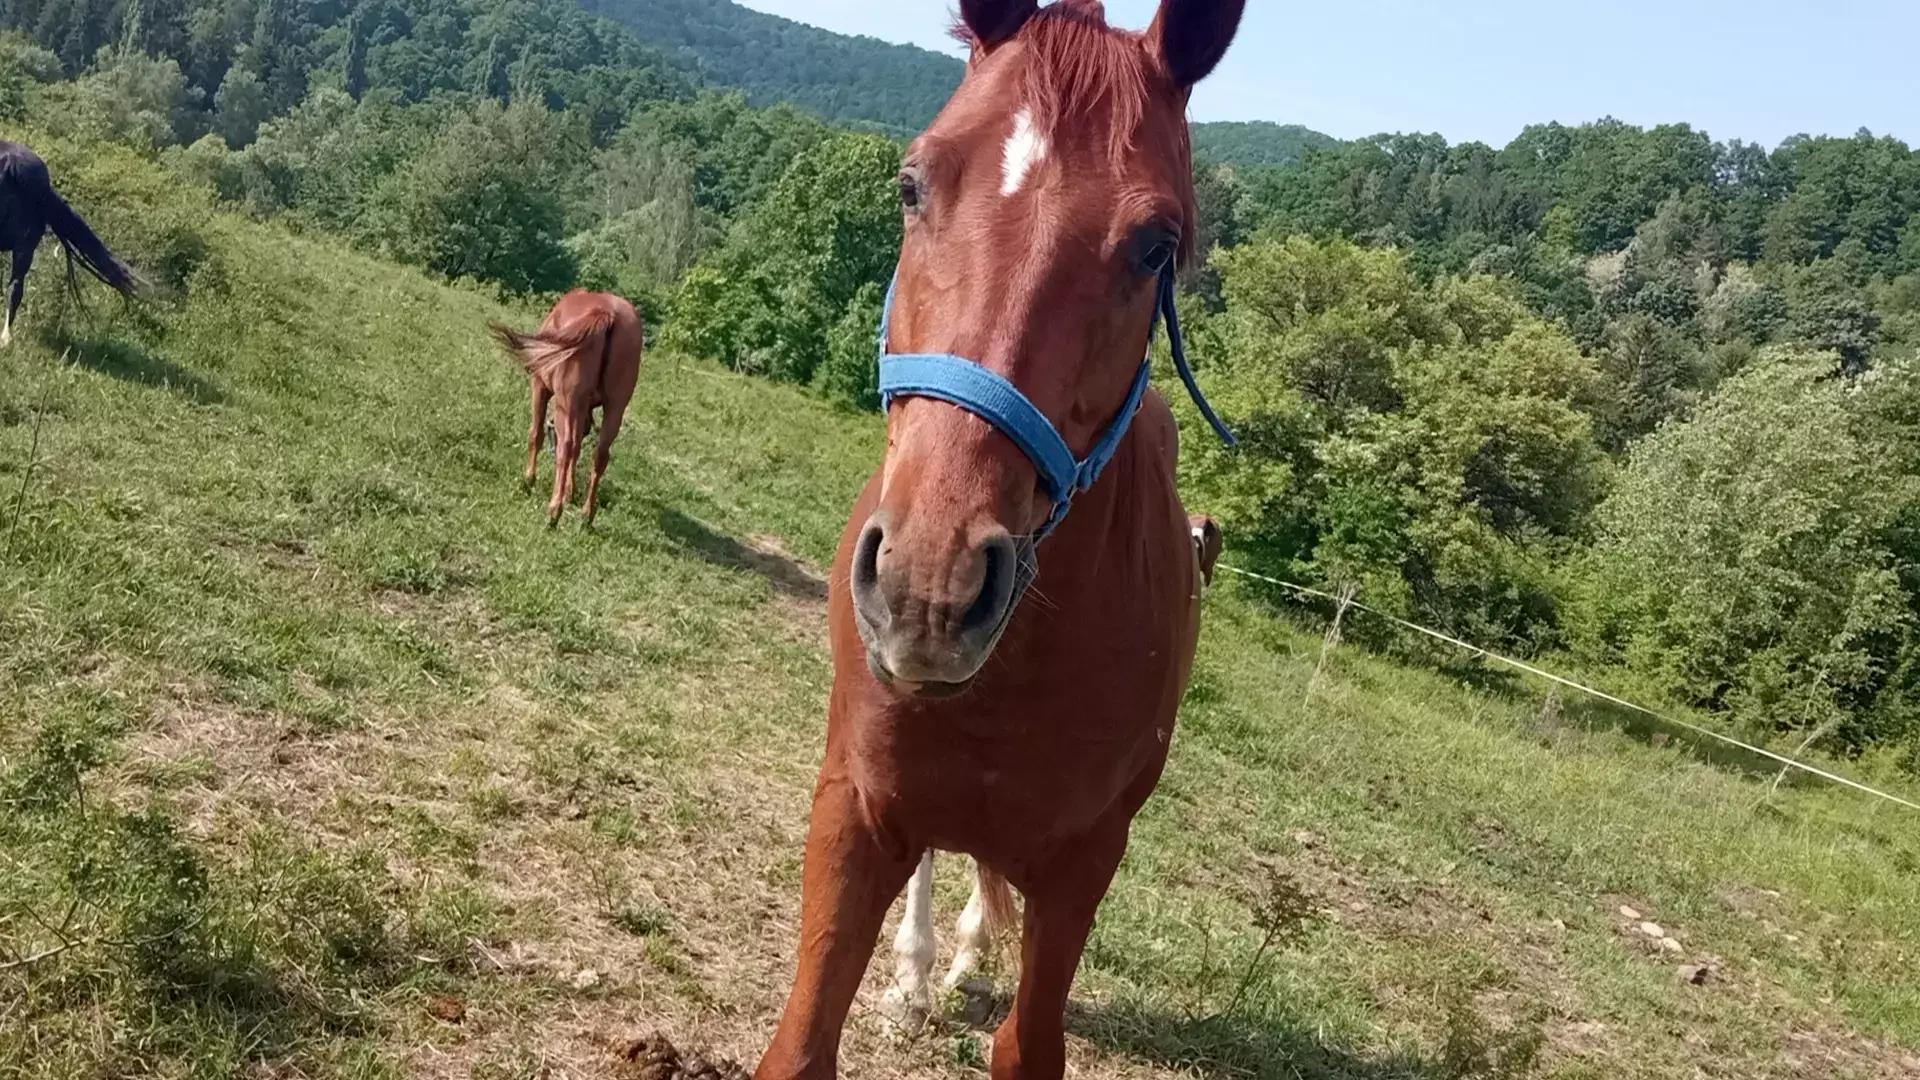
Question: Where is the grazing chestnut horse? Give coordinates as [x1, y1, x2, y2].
[489, 290, 642, 526]
[755, 2, 1245, 1078]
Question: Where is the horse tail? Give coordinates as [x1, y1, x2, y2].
[975, 864, 1020, 939]
[489, 308, 616, 383]
[41, 189, 141, 300]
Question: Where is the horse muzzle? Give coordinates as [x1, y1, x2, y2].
[849, 509, 1021, 695]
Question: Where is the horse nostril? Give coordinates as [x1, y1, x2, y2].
[852, 518, 890, 630]
[959, 532, 1019, 637]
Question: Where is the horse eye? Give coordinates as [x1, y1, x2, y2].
[1142, 239, 1177, 275]
[898, 171, 922, 212]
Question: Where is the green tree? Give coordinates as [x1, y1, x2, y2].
[212, 63, 269, 146]
[1781, 258, 1881, 372]
[668, 131, 899, 386]
[372, 98, 578, 293]
[46, 47, 203, 150]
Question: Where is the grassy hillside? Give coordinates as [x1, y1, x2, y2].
[3, 133, 1919, 1080]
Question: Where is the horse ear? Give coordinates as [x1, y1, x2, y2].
[1149, 0, 1247, 88]
[959, 0, 1038, 50]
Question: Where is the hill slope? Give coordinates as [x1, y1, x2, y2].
[3, 131, 1917, 1080]
[577, 0, 1337, 155]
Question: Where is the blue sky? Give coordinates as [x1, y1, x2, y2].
[737, 0, 1919, 149]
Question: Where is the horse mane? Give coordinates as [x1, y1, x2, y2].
[952, 0, 1154, 166]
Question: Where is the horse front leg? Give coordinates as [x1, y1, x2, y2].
[756, 773, 918, 1080]
[3, 245, 32, 349]
[990, 821, 1130, 1080]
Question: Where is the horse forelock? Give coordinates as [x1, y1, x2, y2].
[955, 1, 1160, 170]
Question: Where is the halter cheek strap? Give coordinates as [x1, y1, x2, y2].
[876, 268, 1235, 541]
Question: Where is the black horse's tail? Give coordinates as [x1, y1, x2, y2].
[41, 189, 141, 301]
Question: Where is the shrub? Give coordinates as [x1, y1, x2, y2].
[1178, 237, 1604, 645]
[1569, 351, 1920, 754]
[816, 281, 884, 410]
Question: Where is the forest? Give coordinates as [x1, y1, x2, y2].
[2, 0, 1918, 774]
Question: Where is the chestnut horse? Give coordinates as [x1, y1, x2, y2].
[755, 2, 1245, 1078]
[878, 514, 1226, 1027]
[489, 290, 642, 526]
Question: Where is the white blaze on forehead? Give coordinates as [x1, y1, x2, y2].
[1000, 107, 1049, 197]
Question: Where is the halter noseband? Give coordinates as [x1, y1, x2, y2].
[876, 267, 1236, 541]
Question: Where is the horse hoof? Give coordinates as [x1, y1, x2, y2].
[878, 985, 932, 1031]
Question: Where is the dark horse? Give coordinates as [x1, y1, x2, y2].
[755, 1, 1245, 1077]
[0, 140, 141, 347]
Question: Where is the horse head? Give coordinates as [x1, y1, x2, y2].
[849, 0, 1244, 695]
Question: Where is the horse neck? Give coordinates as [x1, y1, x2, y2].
[1030, 422, 1171, 599]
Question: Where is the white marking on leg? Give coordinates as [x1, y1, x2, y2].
[881, 850, 937, 1025]
[942, 866, 992, 991]
[1000, 108, 1049, 197]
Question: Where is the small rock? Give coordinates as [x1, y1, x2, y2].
[1678, 964, 1713, 985]
[1658, 937, 1685, 954]
[1637, 921, 1667, 939]
[425, 994, 466, 1024]
[957, 984, 996, 1027]
[1550, 918, 1567, 932]
[1347, 900, 1367, 914]
[1619, 905, 1643, 921]
[571, 968, 603, 991]
[1289, 829, 1320, 849]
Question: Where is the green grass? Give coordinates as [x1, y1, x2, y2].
[3, 132, 1918, 1080]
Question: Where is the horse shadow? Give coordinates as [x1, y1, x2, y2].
[48, 327, 225, 405]
[651, 504, 828, 604]
[1552, 693, 1814, 788]
[939, 985, 1447, 1078]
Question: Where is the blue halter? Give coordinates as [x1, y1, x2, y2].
[876, 268, 1236, 540]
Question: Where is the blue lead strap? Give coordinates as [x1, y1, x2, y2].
[1158, 271, 1237, 449]
[876, 267, 1234, 539]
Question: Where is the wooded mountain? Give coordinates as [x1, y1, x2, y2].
[576, 0, 963, 132]
[1191, 120, 1339, 166]
[578, 0, 1335, 154]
